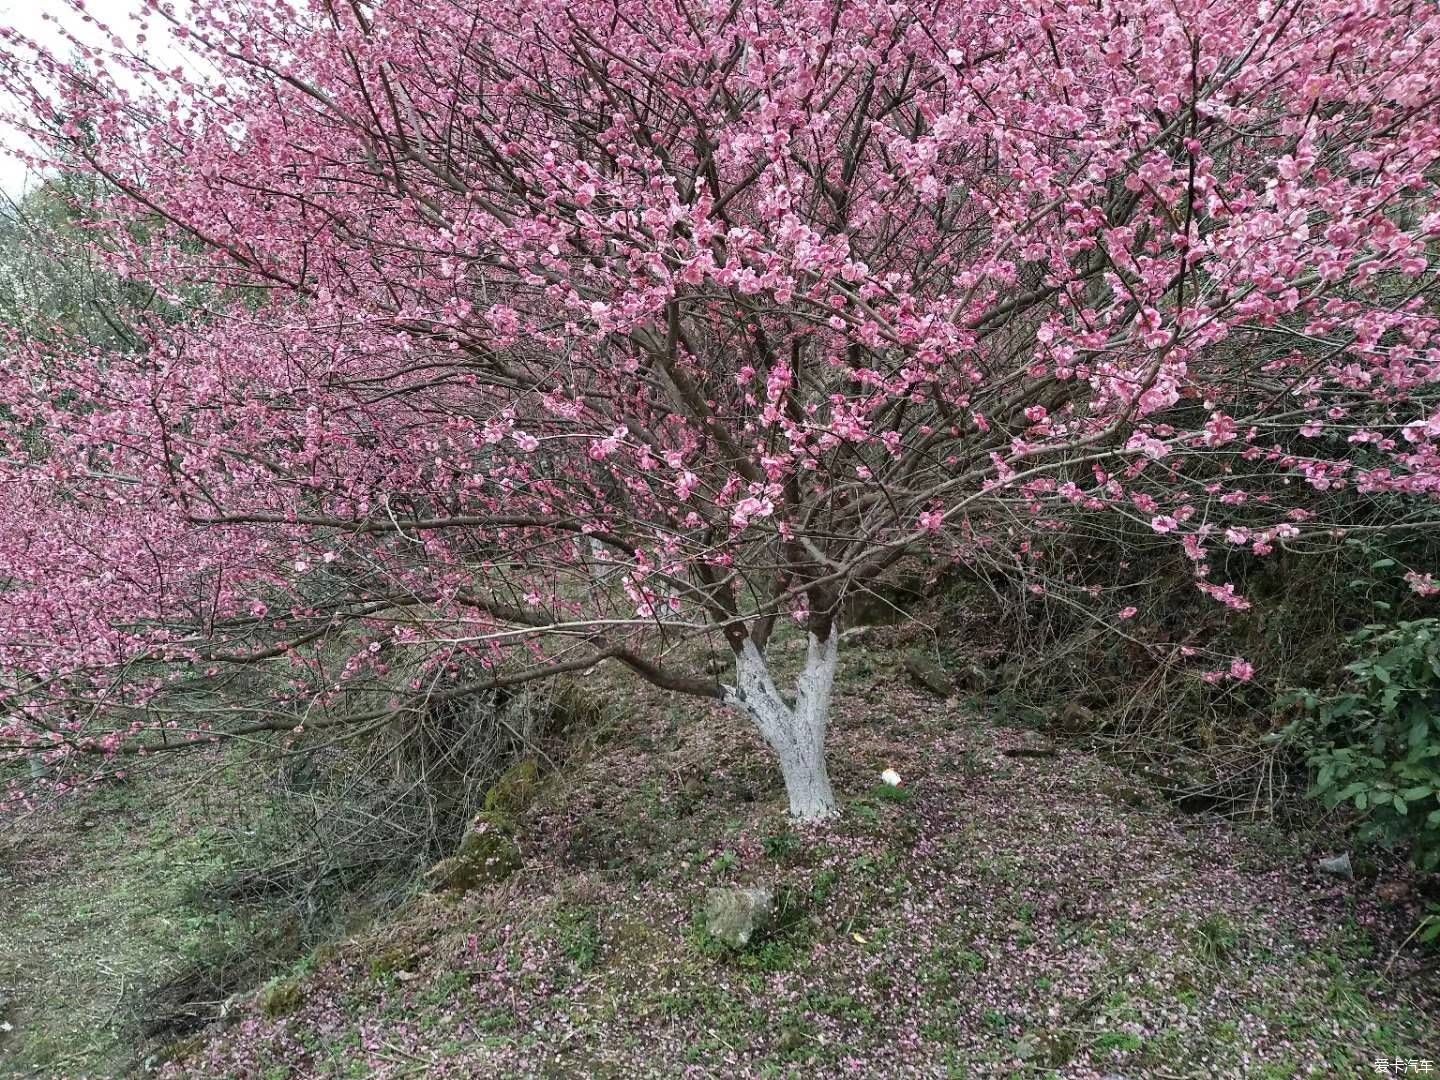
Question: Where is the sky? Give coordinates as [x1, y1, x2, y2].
[0, 0, 175, 200]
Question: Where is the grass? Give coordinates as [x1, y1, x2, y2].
[0, 744, 417, 1076]
[0, 767, 260, 1074]
[1195, 912, 1242, 964]
[554, 905, 603, 974]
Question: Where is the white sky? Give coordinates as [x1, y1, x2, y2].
[0, 0, 176, 199]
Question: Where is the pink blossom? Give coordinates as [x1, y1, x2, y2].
[1405, 571, 1440, 597]
[1196, 581, 1252, 611]
[730, 496, 774, 529]
[2, 0, 1439, 786]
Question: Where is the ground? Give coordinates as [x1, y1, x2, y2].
[2, 634, 1437, 1078]
[0, 757, 263, 1077]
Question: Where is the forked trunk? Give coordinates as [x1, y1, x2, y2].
[724, 628, 841, 822]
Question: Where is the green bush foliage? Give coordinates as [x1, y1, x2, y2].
[1288, 619, 1440, 870]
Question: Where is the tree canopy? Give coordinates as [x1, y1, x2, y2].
[1, 0, 1439, 816]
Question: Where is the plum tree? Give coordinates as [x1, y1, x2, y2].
[2, 0, 1439, 819]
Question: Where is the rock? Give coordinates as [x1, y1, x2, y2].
[425, 813, 522, 894]
[1316, 851, 1353, 879]
[902, 652, 952, 697]
[259, 979, 304, 1018]
[703, 885, 775, 948]
[1054, 700, 1097, 733]
[484, 759, 541, 815]
[954, 661, 991, 693]
[776, 1025, 808, 1054]
[369, 947, 419, 977]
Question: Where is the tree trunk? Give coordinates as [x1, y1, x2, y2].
[724, 627, 841, 822]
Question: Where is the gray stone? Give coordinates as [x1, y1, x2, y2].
[1316, 851, 1353, 879]
[703, 885, 775, 948]
[902, 652, 952, 697]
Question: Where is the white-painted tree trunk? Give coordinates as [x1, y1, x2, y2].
[723, 628, 840, 822]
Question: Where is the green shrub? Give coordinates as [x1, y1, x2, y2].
[1287, 619, 1440, 870]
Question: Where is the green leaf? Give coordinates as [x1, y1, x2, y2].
[1401, 786, 1433, 802]
[1411, 720, 1431, 750]
[1327, 699, 1354, 721]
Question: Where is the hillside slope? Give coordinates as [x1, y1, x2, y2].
[139, 646, 1439, 1079]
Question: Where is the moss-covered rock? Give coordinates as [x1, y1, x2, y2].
[483, 759, 541, 815]
[425, 813, 522, 894]
[369, 947, 419, 978]
[902, 652, 952, 697]
[702, 885, 774, 948]
[258, 978, 304, 1019]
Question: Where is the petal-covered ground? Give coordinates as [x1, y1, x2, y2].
[143, 650, 1440, 1079]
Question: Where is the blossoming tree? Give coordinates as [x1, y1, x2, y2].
[2, 0, 1439, 819]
